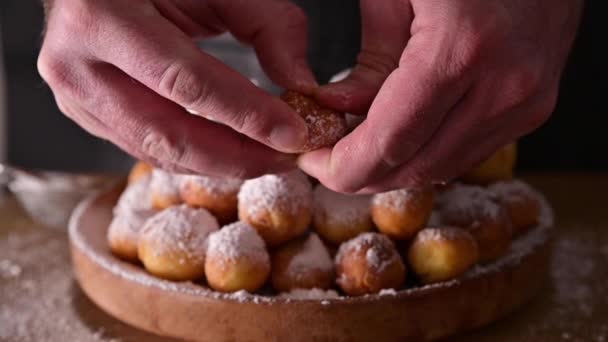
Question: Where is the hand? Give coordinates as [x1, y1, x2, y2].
[38, 0, 316, 178]
[299, 0, 583, 193]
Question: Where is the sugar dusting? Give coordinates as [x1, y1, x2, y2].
[206, 221, 269, 268]
[489, 179, 542, 203]
[139, 205, 219, 263]
[149, 169, 181, 197]
[279, 288, 340, 300]
[284, 233, 333, 280]
[238, 171, 312, 216]
[112, 177, 155, 217]
[179, 174, 243, 197]
[372, 187, 428, 211]
[415, 227, 476, 244]
[439, 183, 502, 221]
[313, 185, 370, 227]
[68, 181, 571, 308]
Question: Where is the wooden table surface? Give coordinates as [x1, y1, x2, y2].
[1, 173, 607, 342]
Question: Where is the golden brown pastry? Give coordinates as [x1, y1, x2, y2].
[138, 205, 219, 281]
[281, 90, 347, 152]
[179, 174, 243, 224]
[312, 185, 373, 244]
[128, 161, 153, 185]
[271, 233, 334, 292]
[238, 171, 312, 246]
[335, 232, 406, 296]
[371, 186, 435, 240]
[462, 143, 517, 185]
[205, 221, 271, 293]
[408, 227, 479, 284]
[439, 184, 512, 262]
[149, 168, 183, 210]
[489, 180, 541, 235]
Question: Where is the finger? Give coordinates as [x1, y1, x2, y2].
[41, 51, 297, 177]
[299, 32, 474, 193]
[89, 3, 308, 153]
[314, 0, 412, 114]
[210, 0, 317, 93]
[356, 83, 556, 192]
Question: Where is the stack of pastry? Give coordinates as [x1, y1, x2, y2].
[108, 92, 543, 297]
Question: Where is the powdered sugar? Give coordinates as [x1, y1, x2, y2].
[149, 169, 181, 197]
[107, 209, 153, 246]
[279, 288, 340, 300]
[206, 221, 269, 267]
[284, 233, 333, 280]
[415, 227, 475, 244]
[238, 171, 312, 216]
[439, 183, 502, 221]
[113, 177, 155, 217]
[313, 185, 370, 226]
[179, 174, 243, 197]
[372, 187, 429, 211]
[489, 179, 541, 203]
[139, 205, 219, 263]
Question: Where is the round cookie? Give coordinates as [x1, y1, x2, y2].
[313, 185, 373, 244]
[205, 221, 270, 293]
[271, 233, 334, 292]
[281, 90, 347, 152]
[371, 186, 435, 240]
[489, 180, 541, 235]
[335, 232, 406, 296]
[439, 184, 512, 262]
[462, 143, 517, 185]
[128, 161, 153, 185]
[149, 169, 183, 210]
[408, 227, 479, 284]
[180, 174, 243, 224]
[138, 205, 219, 281]
[238, 171, 312, 246]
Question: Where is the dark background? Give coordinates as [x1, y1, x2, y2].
[0, 0, 604, 173]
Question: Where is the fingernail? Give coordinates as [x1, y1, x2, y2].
[270, 124, 307, 152]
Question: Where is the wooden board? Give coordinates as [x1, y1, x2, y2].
[68, 185, 553, 342]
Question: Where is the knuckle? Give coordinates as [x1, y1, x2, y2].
[500, 63, 544, 110]
[37, 52, 70, 89]
[281, 4, 308, 29]
[157, 62, 210, 108]
[140, 127, 186, 166]
[357, 49, 399, 77]
[230, 109, 266, 137]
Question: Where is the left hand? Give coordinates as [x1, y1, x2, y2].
[298, 0, 584, 193]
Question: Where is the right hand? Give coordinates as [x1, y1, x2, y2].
[38, 0, 316, 178]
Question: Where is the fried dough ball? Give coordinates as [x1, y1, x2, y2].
[371, 186, 435, 240]
[137, 205, 219, 281]
[108, 178, 157, 261]
[462, 143, 517, 185]
[439, 184, 512, 262]
[313, 185, 373, 244]
[281, 90, 347, 152]
[179, 175, 243, 224]
[335, 232, 406, 296]
[271, 233, 334, 291]
[489, 180, 541, 235]
[408, 227, 479, 284]
[128, 161, 153, 185]
[149, 169, 183, 210]
[205, 222, 270, 293]
[238, 171, 312, 246]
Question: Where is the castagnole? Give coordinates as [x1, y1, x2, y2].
[137, 205, 219, 281]
[335, 233, 406, 296]
[180, 174, 243, 225]
[408, 227, 479, 284]
[238, 171, 312, 246]
[281, 90, 347, 152]
[371, 186, 435, 240]
[205, 222, 270, 293]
